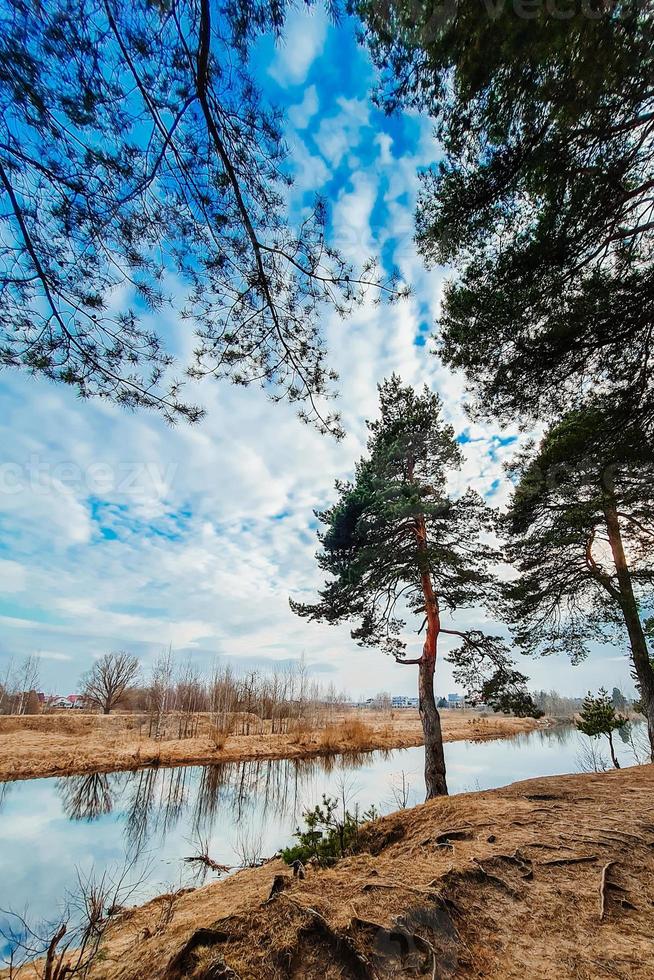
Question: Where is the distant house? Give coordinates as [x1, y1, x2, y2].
[391, 695, 419, 709]
[51, 696, 71, 709]
[446, 693, 465, 709]
[48, 695, 84, 709]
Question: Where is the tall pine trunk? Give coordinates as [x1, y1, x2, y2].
[602, 471, 654, 760]
[415, 506, 448, 799]
[418, 654, 448, 798]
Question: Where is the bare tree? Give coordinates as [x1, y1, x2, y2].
[147, 647, 175, 737]
[9, 656, 41, 715]
[388, 770, 413, 810]
[80, 652, 140, 715]
[175, 661, 205, 739]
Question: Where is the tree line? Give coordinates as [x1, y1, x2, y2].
[0, 650, 351, 737]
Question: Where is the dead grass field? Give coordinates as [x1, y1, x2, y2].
[13, 763, 652, 979]
[0, 709, 545, 781]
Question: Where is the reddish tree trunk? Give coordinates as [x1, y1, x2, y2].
[602, 472, 654, 761]
[419, 654, 448, 798]
[415, 513, 448, 799]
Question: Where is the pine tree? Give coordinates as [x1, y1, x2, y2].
[357, 2, 654, 431]
[502, 403, 654, 758]
[577, 688, 628, 770]
[291, 376, 540, 798]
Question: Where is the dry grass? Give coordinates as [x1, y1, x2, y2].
[0, 712, 146, 735]
[0, 713, 98, 735]
[207, 725, 228, 750]
[37, 764, 654, 980]
[0, 710, 548, 782]
[318, 717, 373, 751]
[287, 716, 312, 745]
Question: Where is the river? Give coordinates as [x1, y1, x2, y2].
[0, 720, 647, 932]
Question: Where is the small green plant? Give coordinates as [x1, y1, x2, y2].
[576, 688, 629, 769]
[281, 794, 379, 866]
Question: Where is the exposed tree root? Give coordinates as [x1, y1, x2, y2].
[165, 927, 233, 978]
[349, 896, 462, 980]
[265, 874, 291, 902]
[425, 829, 474, 848]
[360, 878, 441, 896]
[540, 855, 598, 866]
[199, 964, 242, 980]
[490, 849, 533, 879]
[599, 862, 616, 921]
[280, 896, 376, 980]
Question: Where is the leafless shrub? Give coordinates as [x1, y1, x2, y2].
[318, 718, 372, 751]
[623, 721, 650, 765]
[576, 737, 609, 773]
[147, 647, 175, 738]
[207, 725, 229, 750]
[288, 715, 312, 745]
[388, 770, 413, 810]
[0, 860, 146, 978]
[149, 887, 183, 937]
[234, 825, 265, 868]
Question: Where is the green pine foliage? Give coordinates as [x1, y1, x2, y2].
[357, 1, 654, 431]
[577, 689, 628, 739]
[502, 403, 654, 663]
[281, 794, 379, 866]
[0, 0, 403, 431]
[291, 375, 540, 713]
[502, 403, 654, 753]
[576, 687, 628, 769]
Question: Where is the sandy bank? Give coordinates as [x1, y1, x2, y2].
[0, 710, 545, 781]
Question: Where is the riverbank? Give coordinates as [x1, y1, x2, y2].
[36, 763, 654, 979]
[0, 709, 546, 781]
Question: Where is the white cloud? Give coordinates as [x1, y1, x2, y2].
[314, 96, 370, 166]
[288, 85, 319, 129]
[0, 559, 27, 593]
[268, 8, 327, 87]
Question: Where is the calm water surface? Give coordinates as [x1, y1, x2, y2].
[0, 722, 646, 927]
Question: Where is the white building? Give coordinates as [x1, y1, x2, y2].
[391, 695, 419, 709]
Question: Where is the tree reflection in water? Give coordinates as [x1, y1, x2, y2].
[123, 765, 192, 856]
[0, 779, 13, 816]
[52, 735, 584, 860]
[51, 751, 379, 861]
[57, 772, 115, 821]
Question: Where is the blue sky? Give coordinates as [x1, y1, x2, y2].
[0, 6, 634, 698]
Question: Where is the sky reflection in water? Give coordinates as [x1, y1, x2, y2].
[0, 722, 646, 930]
